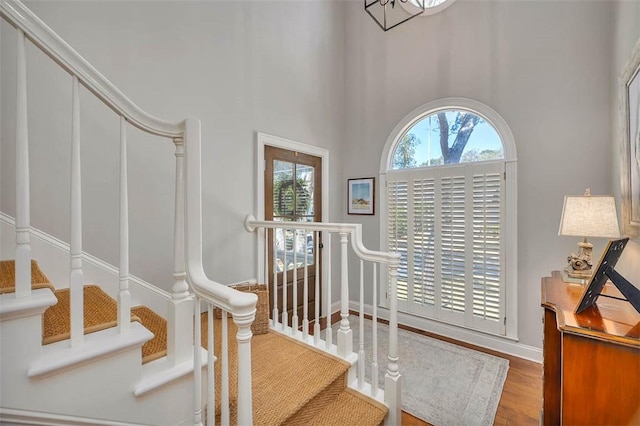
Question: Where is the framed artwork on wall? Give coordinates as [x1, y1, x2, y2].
[621, 39, 640, 238]
[348, 177, 375, 215]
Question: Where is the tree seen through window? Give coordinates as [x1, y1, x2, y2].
[392, 110, 503, 169]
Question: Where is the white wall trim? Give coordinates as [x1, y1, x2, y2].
[0, 407, 141, 426]
[135, 347, 207, 397]
[349, 301, 542, 363]
[0, 288, 57, 321]
[29, 323, 153, 378]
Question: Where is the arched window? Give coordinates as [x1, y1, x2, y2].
[380, 98, 517, 338]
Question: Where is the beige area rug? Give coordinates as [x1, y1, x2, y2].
[334, 315, 509, 426]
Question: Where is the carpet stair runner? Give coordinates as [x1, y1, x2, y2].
[0, 260, 387, 425]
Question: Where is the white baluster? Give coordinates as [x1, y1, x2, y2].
[118, 117, 131, 333]
[292, 229, 298, 335]
[272, 229, 279, 329]
[313, 231, 321, 346]
[325, 233, 332, 350]
[221, 313, 230, 426]
[302, 230, 309, 341]
[168, 137, 192, 365]
[358, 259, 365, 389]
[281, 228, 288, 329]
[233, 309, 255, 426]
[372, 263, 379, 397]
[264, 230, 269, 325]
[337, 232, 352, 358]
[14, 28, 31, 298]
[384, 264, 402, 426]
[70, 75, 84, 347]
[207, 305, 215, 426]
[193, 297, 203, 426]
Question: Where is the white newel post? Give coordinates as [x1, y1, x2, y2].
[384, 264, 401, 426]
[233, 310, 255, 426]
[337, 232, 352, 358]
[69, 75, 84, 347]
[14, 28, 31, 298]
[168, 137, 193, 365]
[118, 117, 131, 333]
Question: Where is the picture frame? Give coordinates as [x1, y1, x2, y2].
[620, 39, 640, 238]
[575, 237, 639, 315]
[575, 237, 628, 314]
[348, 177, 375, 215]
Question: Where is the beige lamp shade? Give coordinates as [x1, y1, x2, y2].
[558, 195, 621, 238]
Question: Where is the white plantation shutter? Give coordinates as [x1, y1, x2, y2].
[440, 173, 467, 323]
[413, 178, 435, 309]
[387, 180, 409, 302]
[386, 161, 506, 335]
[470, 164, 504, 333]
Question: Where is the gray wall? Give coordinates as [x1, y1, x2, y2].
[1, 1, 346, 287]
[1, 0, 638, 353]
[343, 0, 615, 348]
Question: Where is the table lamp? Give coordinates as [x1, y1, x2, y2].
[558, 188, 621, 282]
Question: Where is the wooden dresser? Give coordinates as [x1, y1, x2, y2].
[541, 271, 640, 425]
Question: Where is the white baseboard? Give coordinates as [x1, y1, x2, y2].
[0, 407, 139, 425]
[348, 301, 542, 363]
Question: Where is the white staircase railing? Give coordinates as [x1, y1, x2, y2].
[244, 215, 403, 426]
[0, 1, 256, 424]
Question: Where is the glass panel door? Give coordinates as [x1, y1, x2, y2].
[265, 146, 322, 328]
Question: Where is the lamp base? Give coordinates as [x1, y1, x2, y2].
[562, 267, 590, 285]
[563, 238, 594, 285]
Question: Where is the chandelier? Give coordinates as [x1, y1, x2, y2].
[364, 0, 426, 32]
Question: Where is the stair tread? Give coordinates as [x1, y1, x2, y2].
[132, 305, 167, 363]
[0, 259, 54, 294]
[201, 316, 368, 425]
[43, 285, 141, 344]
[251, 332, 350, 425]
[305, 389, 388, 426]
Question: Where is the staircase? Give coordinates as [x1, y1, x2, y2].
[0, 0, 402, 424]
[0, 258, 388, 425]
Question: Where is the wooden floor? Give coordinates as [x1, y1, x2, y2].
[393, 324, 543, 426]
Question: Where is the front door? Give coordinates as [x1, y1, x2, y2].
[265, 146, 322, 329]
